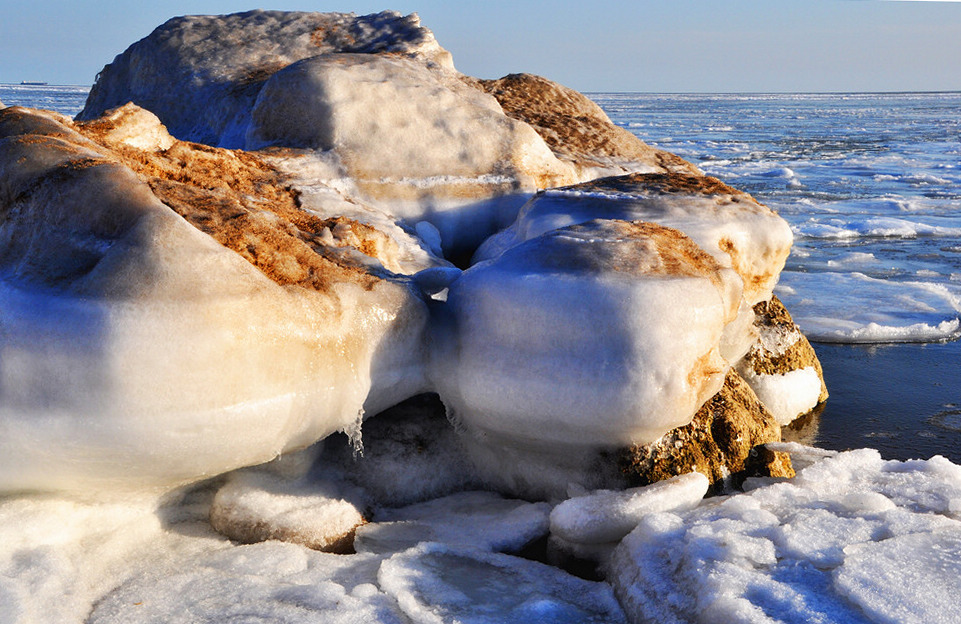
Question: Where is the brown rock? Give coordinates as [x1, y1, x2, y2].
[618, 369, 793, 491]
[477, 73, 700, 178]
[742, 295, 829, 405]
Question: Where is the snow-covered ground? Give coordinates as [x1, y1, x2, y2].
[2, 444, 960, 623]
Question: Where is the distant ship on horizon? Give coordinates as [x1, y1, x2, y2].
[20, 81, 48, 86]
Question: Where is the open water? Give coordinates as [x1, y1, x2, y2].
[4, 85, 959, 461]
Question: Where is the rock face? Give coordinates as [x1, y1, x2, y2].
[736, 295, 829, 424]
[478, 73, 700, 179]
[618, 370, 796, 490]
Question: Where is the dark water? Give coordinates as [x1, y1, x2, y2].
[792, 340, 961, 463]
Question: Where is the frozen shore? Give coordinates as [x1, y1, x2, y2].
[1, 9, 959, 624]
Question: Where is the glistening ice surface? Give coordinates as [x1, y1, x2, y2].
[593, 92, 961, 343]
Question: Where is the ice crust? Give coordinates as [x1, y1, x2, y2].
[736, 366, 823, 425]
[550, 473, 708, 545]
[610, 448, 961, 624]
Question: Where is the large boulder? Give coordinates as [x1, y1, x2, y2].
[433, 219, 751, 498]
[618, 369, 795, 491]
[0, 105, 432, 492]
[79, 10, 453, 147]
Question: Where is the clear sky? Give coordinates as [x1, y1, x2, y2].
[1, 0, 960, 92]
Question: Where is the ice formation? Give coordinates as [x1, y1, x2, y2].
[79, 10, 455, 147]
[550, 473, 709, 545]
[0, 105, 432, 491]
[476, 173, 794, 306]
[433, 221, 746, 465]
[0, 9, 854, 623]
[246, 53, 572, 253]
[610, 446, 961, 624]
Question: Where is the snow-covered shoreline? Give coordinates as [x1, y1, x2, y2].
[2, 9, 958, 624]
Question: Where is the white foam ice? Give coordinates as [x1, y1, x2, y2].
[379, 542, 627, 624]
[737, 366, 824, 425]
[549, 473, 708, 545]
[776, 271, 961, 343]
[609, 448, 961, 624]
[792, 216, 961, 240]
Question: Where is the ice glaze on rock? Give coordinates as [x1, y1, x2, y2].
[736, 295, 829, 425]
[79, 10, 453, 147]
[0, 105, 431, 492]
[477, 172, 794, 306]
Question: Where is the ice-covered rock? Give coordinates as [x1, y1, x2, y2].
[476, 172, 794, 306]
[610, 448, 961, 624]
[209, 470, 366, 553]
[434, 219, 750, 498]
[354, 490, 550, 555]
[246, 53, 573, 254]
[0, 105, 431, 493]
[477, 73, 700, 180]
[618, 370, 795, 489]
[79, 10, 453, 147]
[736, 295, 829, 425]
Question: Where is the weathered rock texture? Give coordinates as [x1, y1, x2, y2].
[477, 73, 699, 179]
[618, 370, 795, 490]
[736, 295, 829, 424]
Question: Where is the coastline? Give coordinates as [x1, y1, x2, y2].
[790, 338, 961, 463]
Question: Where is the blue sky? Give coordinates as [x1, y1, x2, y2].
[1, 0, 960, 92]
